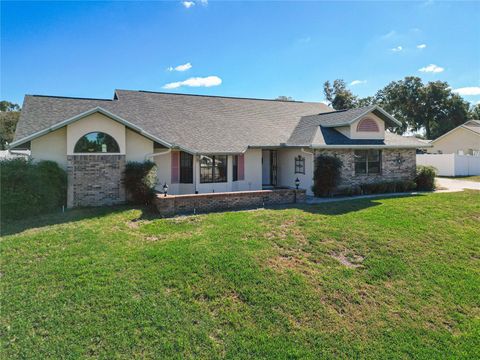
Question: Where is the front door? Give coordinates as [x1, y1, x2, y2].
[262, 150, 278, 186]
[262, 150, 270, 185]
[270, 150, 278, 186]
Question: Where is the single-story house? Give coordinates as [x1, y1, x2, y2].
[10, 90, 430, 207]
[427, 120, 480, 155]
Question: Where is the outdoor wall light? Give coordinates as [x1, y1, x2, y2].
[295, 177, 300, 189]
[163, 183, 169, 197]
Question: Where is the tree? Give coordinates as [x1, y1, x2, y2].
[323, 80, 358, 110]
[374, 77, 469, 139]
[0, 101, 20, 112]
[275, 96, 294, 101]
[469, 103, 480, 120]
[0, 101, 21, 150]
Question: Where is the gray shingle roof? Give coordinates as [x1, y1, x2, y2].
[287, 108, 428, 148]
[13, 90, 427, 152]
[14, 90, 330, 153]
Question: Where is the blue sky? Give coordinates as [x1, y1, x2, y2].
[2, 1, 479, 106]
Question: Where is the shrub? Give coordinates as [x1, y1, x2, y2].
[124, 161, 158, 204]
[312, 155, 343, 197]
[415, 165, 436, 191]
[0, 159, 67, 221]
[357, 180, 417, 195]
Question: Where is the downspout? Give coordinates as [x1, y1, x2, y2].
[144, 148, 172, 160]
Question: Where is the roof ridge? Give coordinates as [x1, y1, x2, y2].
[315, 104, 375, 115]
[115, 89, 319, 104]
[29, 94, 113, 101]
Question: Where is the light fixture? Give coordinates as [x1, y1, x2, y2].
[163, 182, 169, 197]
[295, 177, 300, 189]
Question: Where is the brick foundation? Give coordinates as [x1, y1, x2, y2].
[314, 149, 416, 188]
[155, 188, 306, 216]
[67, 155, 126, 207]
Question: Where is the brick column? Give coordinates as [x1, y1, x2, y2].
[67, 155, 126, 207]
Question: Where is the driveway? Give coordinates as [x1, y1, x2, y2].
[435, 177, 480, 191]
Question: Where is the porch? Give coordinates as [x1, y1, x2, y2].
[153, 148, 315, 197]
[155, 188, 306, 217]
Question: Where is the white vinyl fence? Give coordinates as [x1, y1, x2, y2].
[417, 154, 480, 176]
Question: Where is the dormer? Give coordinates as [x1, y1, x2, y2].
[335, 113, 386, 140]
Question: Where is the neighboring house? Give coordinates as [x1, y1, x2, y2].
[427, 120, 480, 155]
[0, 149, 30, 160]
[10, 90, 430, 207]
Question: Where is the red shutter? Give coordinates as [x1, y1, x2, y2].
[238, 154, 245, 180]
[171, 151, 179, 183]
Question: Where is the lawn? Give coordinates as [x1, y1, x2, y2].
[1, 191, 479, 358]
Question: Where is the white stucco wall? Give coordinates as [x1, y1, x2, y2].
[30, 127, 68, 168]
[67, 113, 126, 155]
[277, 148, 314, 196]
[126, 129, 153, 162]
[428, 127, 480, 155]
[232, 149, 263, 192]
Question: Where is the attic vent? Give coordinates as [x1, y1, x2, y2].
[357, 118, 379, 132]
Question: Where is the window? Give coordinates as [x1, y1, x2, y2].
[354, 150, 381, 175]
[74, 132, 120, 153]
[233, 155, 238, 181]
[295, 155, 305, 174]
[180, 152, 193, 183]
[200, 155, 227, 183]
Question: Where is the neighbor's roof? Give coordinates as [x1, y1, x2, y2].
[12, 90, 427, 153]
[430, 119, 480, 144]
[463, 120, 480, 135]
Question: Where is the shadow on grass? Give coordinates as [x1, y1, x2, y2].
[271, 193, 427, 215]
[1, 204, 157, 237]
[1, 193, 428, 236]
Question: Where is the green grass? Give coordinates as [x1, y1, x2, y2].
[1, 192, 479, 359]
[439, 175, 480, 182]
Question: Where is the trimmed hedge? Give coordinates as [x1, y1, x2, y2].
[312, 155, 343, 197]
[415, 165, 436, 191]
[0, 159, 67, 220]
[124, 161, 157, 205]
[351, 180, 417, 195]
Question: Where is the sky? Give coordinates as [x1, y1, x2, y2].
[1, 1, 479, 106]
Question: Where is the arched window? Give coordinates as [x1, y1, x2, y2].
[357, 118, 379, 132]
[74, 132, 120, 153]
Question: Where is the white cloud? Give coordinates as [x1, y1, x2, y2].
[167, 62, 192, 72]
[163, 76, 222, 89]
[418, 64, 444, 73]
[182, 1, 195, 8]
[452, 87, 480, 96]
[200, 0, 208, 5]
[381, 30, 396, 39]
[417, 44, 427, 49]
[391, 45, 403, 52]
[349, 80, 367, 86]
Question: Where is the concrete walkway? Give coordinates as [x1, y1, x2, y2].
[435, 177, 480, 191]
[306, 177, 479, 205]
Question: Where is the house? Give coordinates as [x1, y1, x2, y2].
[10, 90, 430, 207]
[427, 120, 480, 155]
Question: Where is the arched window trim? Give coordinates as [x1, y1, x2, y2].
[356, 117, 380, 132]
[73, 131, 121, 154]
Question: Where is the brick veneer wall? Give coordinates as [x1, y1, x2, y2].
[155, 188, 306, 216]
[314, 149, 416, 187]
[67, 155, 126, 207]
